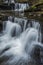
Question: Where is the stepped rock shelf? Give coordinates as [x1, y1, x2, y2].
[0, 10, 43, 21]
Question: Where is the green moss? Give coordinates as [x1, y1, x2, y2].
[31, 6, 37, 10]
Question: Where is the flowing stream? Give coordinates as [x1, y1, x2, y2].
[0, 0, 43, 65]
[0, 17, 43, 65]
[3, 0, 29, 10]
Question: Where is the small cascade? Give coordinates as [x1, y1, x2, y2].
[15, 3, 29, 11]
[0, 0, 43, 64]
[2, 17, 42, 43]
[3, 20, 22, 37]
[0, 17, 43, 65]
[3, 0, 15, 4]
[14, 17, 27, 31]
[13, 17, 42, 42]
[3, 0, 29, 11]
[31, 20, 42, 42]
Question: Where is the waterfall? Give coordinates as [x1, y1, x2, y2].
[14, 17, 42, 42]
[3, 20, 22, 37]
[31, 20, 42, 42]
[0, 18, 43, 65]
[3, 0, 29, 11]
[15, 3, 29, 11]
[3, 0, 15, 4]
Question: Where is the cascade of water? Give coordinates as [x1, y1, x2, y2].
[0, 19, 43, 65]
[7, 17, 42, 42]
[15, 3, 29, 11]
[14, 17, 27, 31]
[3, 0, 29, 11]
[24, 19, 42, 42]
[31, 20, 42, 42]
[3, 0, 15, 4]
[14, 17, 26, 31]
[3, 20, 22, 37]
[8, 16, 15, 22]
